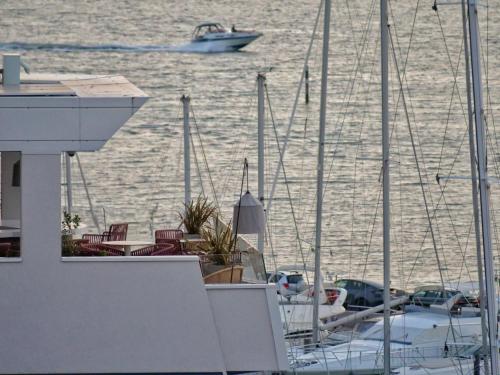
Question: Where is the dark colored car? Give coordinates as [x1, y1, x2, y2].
[408, 286, 479, 308]
[333, 278, 406, 309]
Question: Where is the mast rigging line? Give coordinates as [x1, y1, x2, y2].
[302, 0, 379, 270]
[387, 0, 459, 286]
[265, 0, 323, 217]
[322, 0, 378, 197]
[146, 102, 182, 227]
[264, 83, 312, 287]
[389, 25, 465, 354]
[218, 82, 257, 208]
[75, 153, 101, 234]
[190, 105, 220, 210]
[432, 5, 469, 175]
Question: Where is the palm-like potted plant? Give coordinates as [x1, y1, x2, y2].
[179, 196, 216, 238]
[199, 216, 244, 283]
[200, 216, 236, 267]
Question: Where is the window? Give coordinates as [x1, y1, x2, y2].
[0, 152, 22, 258]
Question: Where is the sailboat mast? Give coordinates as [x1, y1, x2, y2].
[380, 0, 391, 373]
[65, 152, 73, 215]
[257, 73, 266, 253]
[461, 1, 490, 372]
[467, 0, 499, 372]
[181, 95, 191, 206]
[312, 0, 331, 344]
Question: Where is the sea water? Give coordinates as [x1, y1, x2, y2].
[3, 0, 500, 289]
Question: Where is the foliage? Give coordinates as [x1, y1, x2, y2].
[179, 196, 216, 234]
[200, 216, 236, 265]
[61, 234, 76, 256]
[61, 211, 80, 256]
[61, 211, 81, 234]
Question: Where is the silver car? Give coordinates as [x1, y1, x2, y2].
[267, 271, 307, 297]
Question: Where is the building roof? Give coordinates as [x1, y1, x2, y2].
[0, 73, 148, 153]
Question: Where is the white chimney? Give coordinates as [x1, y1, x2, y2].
[3, 54, 21, 85]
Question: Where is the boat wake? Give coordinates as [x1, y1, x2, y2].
[0, 42, 242, 53]
[0, 42, 174, 52]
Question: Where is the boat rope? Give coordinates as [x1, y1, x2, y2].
[389, 25, 444, 286]
[264, 83, 312, 287]
[433, 11, 467, 174]
[356, 0, 415, 285]
[316, 0, 379, 276]
[190, 105, 220, 210]
[389, 25, 465, 353]
[388, 0, 461, 287]
[322, 0, 377, 195]
[432, 4, 477, 282]
[218, 81, 256, 209]
[146, 101, 182, 230]
[189, 121, 206, 198]
[75, 153, 101, 233]
[265, 0, 323, 217]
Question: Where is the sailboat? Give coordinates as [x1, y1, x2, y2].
[289, 0, 498, 373]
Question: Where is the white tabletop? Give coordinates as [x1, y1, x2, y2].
[102, 241, 153, 247]
[102, 240, 154, 256]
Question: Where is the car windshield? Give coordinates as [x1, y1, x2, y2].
[287, 275, 303, 284]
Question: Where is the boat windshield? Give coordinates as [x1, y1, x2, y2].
[193, 23, 226, 39]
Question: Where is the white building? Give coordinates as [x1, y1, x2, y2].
[0, 54, 288, 374]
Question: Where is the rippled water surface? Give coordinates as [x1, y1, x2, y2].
[4, 0, 500, 289]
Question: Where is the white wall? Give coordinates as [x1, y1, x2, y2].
[0, 153, 288, 374]
[0, 151, 21, 220]
[207, 284, 289, 372]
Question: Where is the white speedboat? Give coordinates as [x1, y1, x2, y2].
[191, 22, 262, 52]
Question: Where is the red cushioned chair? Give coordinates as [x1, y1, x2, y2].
[150, 243, 181, 256]
[81, 223, 129, 244]
[154, 229, 183, 253]
[131, 243, 178, 256]
[78, 242, 125, 256]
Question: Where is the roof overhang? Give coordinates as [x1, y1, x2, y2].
[0, 74, 148, 153]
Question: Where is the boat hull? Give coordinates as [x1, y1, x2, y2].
[191, 33, 262, 52]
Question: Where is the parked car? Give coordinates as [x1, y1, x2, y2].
[333, 278, 407, 309]
[267, 270, 308, 297]
[408, 285, 479, 308]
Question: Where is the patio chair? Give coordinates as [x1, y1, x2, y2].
[78, 242, 125, 256]
[80, 223, 129, 244]
[154, 229, 183, 253]
[151, 243, 183, 256]
[131, 243, 177, 256]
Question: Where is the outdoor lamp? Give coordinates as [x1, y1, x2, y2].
[233, 190, 265, 234]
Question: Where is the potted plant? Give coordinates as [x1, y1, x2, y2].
[179, 196, 216, 238]
[61, 211, 80, 256]
[199, 216, 237, 273]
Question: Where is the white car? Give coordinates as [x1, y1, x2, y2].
[267, 271, 307, 297]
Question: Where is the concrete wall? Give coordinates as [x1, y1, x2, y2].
[0, 151, 21, 220]
[0, 153, 288, 374]
[207, 284, 289, 372]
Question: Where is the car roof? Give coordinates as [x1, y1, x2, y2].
[414, 284, 458, 293]
[336, 278, 384, 289]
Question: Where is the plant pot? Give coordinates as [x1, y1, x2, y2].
[203, 265, 244, 284]
[61, 233, 75, 256]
